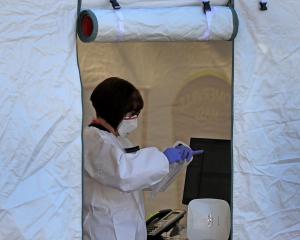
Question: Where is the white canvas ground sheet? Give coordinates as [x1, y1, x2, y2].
[233, 1, 300, 239]
[0, 1, 82, 239]
[78, 6, 236, 42]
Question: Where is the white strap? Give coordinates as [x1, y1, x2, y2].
[202, 7, 213, 40]
[200, 0, 212, 40]
[114, 10, 125, 41]
[260, 0, 268, 3]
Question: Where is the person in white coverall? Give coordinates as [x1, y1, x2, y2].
[83, 77, 195, 240]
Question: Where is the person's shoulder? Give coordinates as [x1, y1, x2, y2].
[84, 126, 98, 135]
[84, 126, 115, 143]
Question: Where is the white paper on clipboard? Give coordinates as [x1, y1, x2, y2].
[146, 141, 193, 194]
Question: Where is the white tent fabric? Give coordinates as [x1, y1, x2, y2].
[233, 1, 300, 239]
[1, 0, 299, 239]
[78, 6, 237, 42]
[0, 1, 82, 239]
[82, 0, 229, 9]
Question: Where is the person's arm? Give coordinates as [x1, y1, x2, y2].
[84, 128, 169, 192]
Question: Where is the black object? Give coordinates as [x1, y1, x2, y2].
[110, 0, 121, 9]
[182, 138, 231, 205]
[259, 1, 267, 11]
[146, 209, 186, 240]
[203, 1, 211, 13]
[124, 146, 140, 153]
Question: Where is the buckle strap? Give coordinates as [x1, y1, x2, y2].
[259, 0, 268, 11]
[110, 0, 121, 10]
[202, 0, 211, 14]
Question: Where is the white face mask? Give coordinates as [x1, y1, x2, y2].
[118, 118, 138, 136]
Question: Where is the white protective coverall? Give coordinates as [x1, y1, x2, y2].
[83, 126, 170, 240]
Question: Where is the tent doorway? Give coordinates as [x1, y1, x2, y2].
[77, 40, 232, 222]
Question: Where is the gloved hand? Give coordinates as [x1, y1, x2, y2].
[163, 147, 183, 164]
[175, 145, 204, 161]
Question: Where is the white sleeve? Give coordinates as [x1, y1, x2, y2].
[84, 129, 169, 192]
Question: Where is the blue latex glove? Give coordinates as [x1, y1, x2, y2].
[175, 145, 204, 161]
[175, 145, 193, 161]
[163, 147, 183, 164]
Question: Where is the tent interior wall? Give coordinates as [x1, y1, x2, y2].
[78, 40, 232, 217]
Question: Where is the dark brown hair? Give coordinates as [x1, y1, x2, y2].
[90, 77, 144, 129]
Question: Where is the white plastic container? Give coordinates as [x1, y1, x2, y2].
[187, 199, 231, 240]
